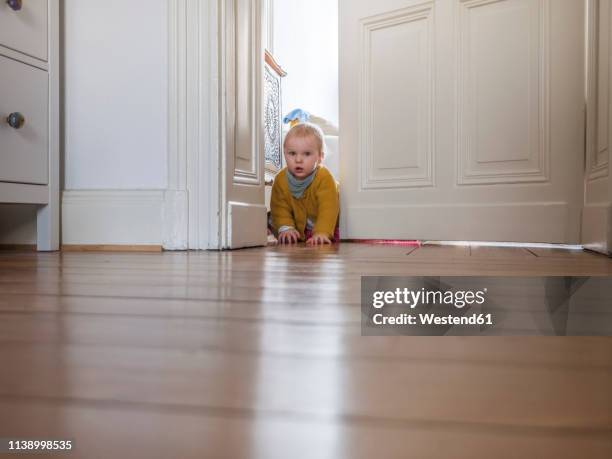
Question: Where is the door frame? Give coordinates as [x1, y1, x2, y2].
[167, 0, 222, 250]
[167, 0, 221, 250]
[174, 0, 602, 250]
[583, 0, 612, 255]
[168, 0, 267, 250]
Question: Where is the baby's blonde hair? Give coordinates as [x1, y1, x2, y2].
[283, 122, 325, 154]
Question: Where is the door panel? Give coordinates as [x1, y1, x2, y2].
[340, 0, 585, 243]
[223, 0, 266, 249]
[459, 0, 546, 185]
[362, 4, 434, 189]
[233, 0, 259, 180]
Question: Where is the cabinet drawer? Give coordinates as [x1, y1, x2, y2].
[0, 0, 48, 61]
[0, 54, 48, 185]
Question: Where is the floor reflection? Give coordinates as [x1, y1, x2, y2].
[250, 248, 345, 458]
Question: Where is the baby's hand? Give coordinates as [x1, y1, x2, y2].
[278, 229, 301, 244]
[306, 233, 332, 246]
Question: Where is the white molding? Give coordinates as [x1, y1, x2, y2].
[62, 190, 164, 245]
[226, 0, 264, 187]
[165, 0, 189, 250]
[345, 201, 573, 242]
[586, 0, 599, 180]
[595, 0, 611, 179]
[167, 0, 187, 193]
[36, 0, 60, 251]
[263, 0, 274, 53]
[162, 190, 188, 249]
[457, 0, 551, 186]
[583, 0, 612, 253]
[219, 0, 229, 248]
[586, 0, 611, 182]
[194, 0, 222, 249]
[167, 0, 222, 250]
[359, 3, 435, 190]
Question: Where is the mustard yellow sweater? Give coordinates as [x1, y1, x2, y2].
[270, 166, 339, 240]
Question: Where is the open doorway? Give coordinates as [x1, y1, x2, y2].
[263, 0, 340, 205]
[220, 0, 591, 249]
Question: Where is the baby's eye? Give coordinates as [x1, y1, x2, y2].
[288, 151, 295, 156]
[304, 151, 311, 156]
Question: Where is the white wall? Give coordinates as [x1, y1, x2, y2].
[64, 0, 168, 189]
[272, 0, 338, 127]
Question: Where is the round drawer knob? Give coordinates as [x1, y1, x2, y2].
[7, 112, 26, 129]
[6, 0, 22, 11]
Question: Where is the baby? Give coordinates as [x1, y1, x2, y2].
[270, 122, 340, 245]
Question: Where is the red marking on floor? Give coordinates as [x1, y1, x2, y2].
[344, 239, 422, 247]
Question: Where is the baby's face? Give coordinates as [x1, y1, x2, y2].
[284, 135, 323, 179]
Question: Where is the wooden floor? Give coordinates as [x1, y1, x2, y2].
[1, 244, 612, 458]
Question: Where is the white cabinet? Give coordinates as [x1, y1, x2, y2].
[0, 0, 48, 61]
[0, 54, 49, 184]
[0, 0, 59, 250]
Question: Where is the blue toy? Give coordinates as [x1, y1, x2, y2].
[283, 108, 310, 127]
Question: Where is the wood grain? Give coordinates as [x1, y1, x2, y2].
[61, 245, 163, 253]
[0, 244, 37, 252]
[0, 244, 611, 458]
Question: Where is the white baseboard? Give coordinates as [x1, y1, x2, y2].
[162, 190, 188, 250]
[343, 202, 580, 243]
[62, 190, 164, 245]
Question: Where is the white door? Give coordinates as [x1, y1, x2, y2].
[339, 0, 585, 243]
[221, 0, 267, 249]
[583, 0, 612, 254]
